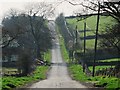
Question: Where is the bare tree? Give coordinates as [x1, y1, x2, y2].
[25, 2, 54, 19]
[64, 0, 120, 22]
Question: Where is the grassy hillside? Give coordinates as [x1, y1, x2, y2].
[66, 15, 118, 57]
[66, 16, 115, 32]
[66, 16, 116, 49]
[66, 15, 119, 62]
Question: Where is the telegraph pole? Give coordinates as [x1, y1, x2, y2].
[84, 20, 86, 57]
[92, 2, 100, 77]
[83, 19, 86, 72]
[75, 25, 78, 45]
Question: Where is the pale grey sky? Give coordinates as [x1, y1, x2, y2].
[0, 0, 83, 23]
[1, 0, 118, 23]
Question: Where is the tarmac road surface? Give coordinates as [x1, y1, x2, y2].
[28, 21, 88, 89]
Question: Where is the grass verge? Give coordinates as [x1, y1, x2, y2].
[44, 50, 52, 64]
[59, 36, 69, 62]
[56, 25, 69, 63]
[2, 66, 49, 90]
[2, 50, 51, 90]
[69, 64, 120, 90]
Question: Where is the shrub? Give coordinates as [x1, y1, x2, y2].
[17, 50, 35, 76]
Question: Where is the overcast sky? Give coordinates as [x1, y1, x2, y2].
[0, 0, 119, 23]
[0, 0, 83, 23]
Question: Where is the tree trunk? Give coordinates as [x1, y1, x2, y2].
[36, 44, 41, 59]
[83, 63, 85, 72]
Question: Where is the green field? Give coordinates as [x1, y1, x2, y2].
[66, 15, 118, 59]
[66, 16, 116, 32]
[66, 15, 118, 63]
[98, 58, 119, 62]
[89, 66, 115, 72]
[88, 58, 118, 71]
[66, 16, 116, 49]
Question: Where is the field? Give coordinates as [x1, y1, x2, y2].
[66, 16, 116, 49]
[66, 15, 119, 62]
[66, 16, 115, 32]
[88, 66, 115, 72]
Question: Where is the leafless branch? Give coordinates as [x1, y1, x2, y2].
[64, 0, 83, 5]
